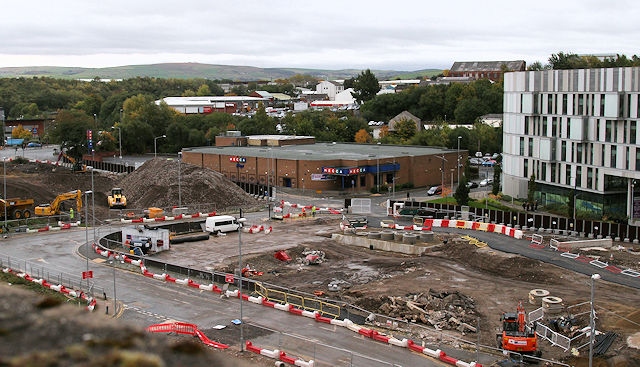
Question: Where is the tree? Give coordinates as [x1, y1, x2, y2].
[454, 176, 470, 206]
[49, 109, 93, 161]
[354, 129, 372, 143]
[527, 174, 537, 204]
[351, 69, 380, 104]
[492, 164, 502, 195]
[393, 119, 417, 142]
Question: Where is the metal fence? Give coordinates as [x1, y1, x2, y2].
[390, 199, 640, 242]
[0, 253, 106, 298]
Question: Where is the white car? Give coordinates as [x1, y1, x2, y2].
[479, 178, 493, 187]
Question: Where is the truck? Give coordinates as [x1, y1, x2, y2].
[108, 188, 127, 209]
[0, 198, 35, 219]
[5, 138, 24, 147]
[35, 190, 83, 216]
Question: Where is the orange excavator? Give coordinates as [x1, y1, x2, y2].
[497, 301, 541, 358]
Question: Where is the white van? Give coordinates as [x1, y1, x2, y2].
[205, 215, 241, 235]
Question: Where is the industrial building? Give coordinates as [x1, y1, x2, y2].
[180, 133, 465, 194]
[502, 66, 640, 224]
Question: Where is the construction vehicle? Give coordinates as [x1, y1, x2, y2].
[0, 197, 35, 219]
[35, 190, 83, 216]
[108, 187, 127, 209]
[54, 151, 86, 172]
[497, 301, 541, 358]
[143, 207, 164, 219]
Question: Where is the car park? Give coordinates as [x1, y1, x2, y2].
[427, 185, 442, 196]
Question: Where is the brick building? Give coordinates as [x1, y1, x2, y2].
[181, 134, 465, 194]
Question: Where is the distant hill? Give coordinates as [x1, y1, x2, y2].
[0, 62, 442, 81]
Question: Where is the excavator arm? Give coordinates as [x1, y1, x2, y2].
[35, 190, 82, 216]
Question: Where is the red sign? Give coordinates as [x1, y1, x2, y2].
[229, 156, 247, 163]
[225, 273, 234, 283]
[82, 270, 93, 279]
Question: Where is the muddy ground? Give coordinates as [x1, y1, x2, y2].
[5, 158, 640, 366]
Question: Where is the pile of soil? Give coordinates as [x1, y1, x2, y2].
[5, 158, 261, 219]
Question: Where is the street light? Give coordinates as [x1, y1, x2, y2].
[154, 135, 166, 158]
[237, 216, 247, 351]
[3, 157, 7, 234]
[112, 126, 122, 159]
[84, 189, 93, 291]
[457, 136, 462, 187]
[589, 273, 601, 367]
[178, 152, 182, 208]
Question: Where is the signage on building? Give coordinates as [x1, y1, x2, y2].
[229, 156, 246, 163]
[322, 167, 367, 176]
[311, 173, 336, 181]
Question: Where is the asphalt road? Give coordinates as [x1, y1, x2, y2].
[2, 227, 479, 367]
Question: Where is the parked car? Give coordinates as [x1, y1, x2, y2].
[26, 142, 42, 147]
[479, 178, 494, 187]
[469, 158, 483, 166]
[466, 181, 479, 189]
[427, 185, 442, 196]
[482, 159, 497, 167]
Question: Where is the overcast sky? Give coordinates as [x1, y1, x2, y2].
[1, 0, 639, 71]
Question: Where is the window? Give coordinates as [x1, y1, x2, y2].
[520, 137, 525, 156]
[565, 165, 571, 186]
[524, 159, 528, 178]
[551, 163, 557, 183]
[587, 167, 593, 189]
[576, 166, 582, 188]
[524, 116, 529, 135]
[606, 120, 613, 142]
[632, 121, 637, 144]
[561, 141, 567, 161]
[541, 162, 547, 181]
[636, 148, 640, 172]
[611, 145, 617, 168]
[552, 117, 558, 136]
[562, 94, 568, 115]
[528, 138, 534, 157]
[577, 143, 583, 164]
[548, 94, 553, 115]
[543, 117, 548, 136]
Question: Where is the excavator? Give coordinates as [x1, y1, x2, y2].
[35, 190, 83, 216]
[108, 188, 127, 209]
[497, 301, 541, 359]
[54, 151, 86, 172]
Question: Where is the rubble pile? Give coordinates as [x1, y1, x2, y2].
[373, 289, 478, 333]
[118, 158, 261, 211]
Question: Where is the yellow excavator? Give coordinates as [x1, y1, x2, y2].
[108, 188, 127, 209]
[54, 151, 86, 172]
[35, 190, 83, 216]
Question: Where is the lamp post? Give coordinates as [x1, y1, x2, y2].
[3, 157, 7, 234]
[112, 126, 122, 160]
[237, 216, 247, 351]
[631, 180, 636, 223]
[84, 189, 93, 291]
[90, 167, 95, 244]
[589, 273, 601, 367]
[457, 136, 462, 186]
[154, 135, 166, 158]
[178, 152, 182, 208]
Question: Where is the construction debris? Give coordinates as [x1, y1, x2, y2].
[300, 248, 325, 265]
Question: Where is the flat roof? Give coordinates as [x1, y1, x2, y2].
[184, 142, 455, 161]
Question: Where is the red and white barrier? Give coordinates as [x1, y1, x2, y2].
[245, 341, 314, 367]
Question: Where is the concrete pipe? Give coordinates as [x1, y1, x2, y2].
[541, 296, 564, 315]
[380, 231, 395, 241]
[528, 289, 550, 305]
[402, 233, 417, 244]
[394, 232, 404, 241]
[420, 231, 434, 242]
[368, 231, 382, 239]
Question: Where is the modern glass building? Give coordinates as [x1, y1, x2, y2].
[502, 67, 640, 224]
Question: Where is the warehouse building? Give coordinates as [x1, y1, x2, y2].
[181, 133, 464, 194]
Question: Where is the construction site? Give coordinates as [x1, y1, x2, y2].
[2, 156, 640, 366]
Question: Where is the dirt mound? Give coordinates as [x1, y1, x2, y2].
[4, 158, 261, 219]
[118, 158, 261, 212]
